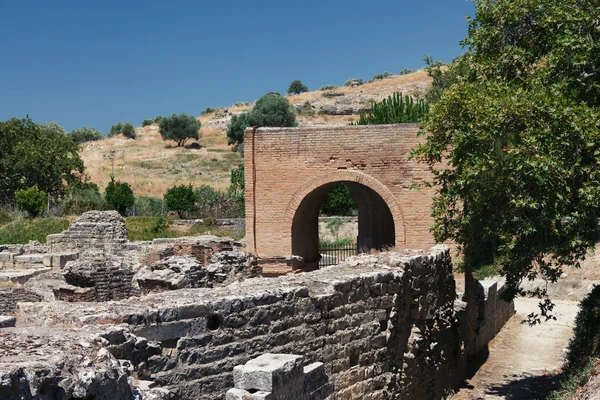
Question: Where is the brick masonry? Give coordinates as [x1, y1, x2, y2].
[244, 124, 437, 261]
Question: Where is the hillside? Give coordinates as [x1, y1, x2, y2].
[81, 70, 432, 198]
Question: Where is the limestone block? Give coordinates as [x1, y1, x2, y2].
[226, 388, 272, 400]
[478, 281, 498, 319]
[43, 252, 79, 268]
[233, 354, 304, 392]
[14, 254, 44, 264]
[0, 315, 16, 328]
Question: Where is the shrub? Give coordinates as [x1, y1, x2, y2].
[142, 119, 154, 127]
[320, 183, 356, 216]
[159, 113, 201, 147]
[164, 184, 196, 218]
[105, 178, 135, 215]
[70, 127, 104, 143]
[319, 84, 337, 91]
[233, 101, 250, 107]
[134, 196, 163, 216]
[287, 80, 309, 95]
[0, 216, 70, 244]
[109, 122, 136, 139]
[15, 186, 46, 217]
[194, 185, 244, 219]
[344, 78, 364, 87]
[61, 183, 105, 215]
[371, 71, 391, 82]
[0, 210, 10, 225]
[399, 68, 414, 75]
[201, 107, 220, 116]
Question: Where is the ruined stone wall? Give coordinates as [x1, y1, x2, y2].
[14, 246, 464, 400]
[244, 124, 437, 259]
[0, 288, 42, 315]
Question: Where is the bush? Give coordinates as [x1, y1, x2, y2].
[15, 186, 46, 217]
[193, 185, 244, 219]
[61, 183, 105, 215]
[319, 84, 337, 91]
[0, 216, 70, 244]
[70, 127, 103, 143]
[287, 80, 309, 95]
[200, 107, 220, 116]
[159, 113, 201, 147]
[142, 119, 154, 127]
[320, 184, 356, 216]
[233, 101, 250, 107]
[134, 196, 163, 216]
[0, 210, 10, 225]
[226, 113, 250, 151]
[371, 72, 391, 82]
[399, 68, 414, 75]
[344, 78, 364, 87]
[109, 122, 136, 139]
[105, 178, 135, 215]
[164, 184, 196, 218]
[351, 92, 429, 125]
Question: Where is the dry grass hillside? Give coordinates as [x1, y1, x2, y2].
[81, 70, 432, 198]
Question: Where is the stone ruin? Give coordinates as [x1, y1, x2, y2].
[0, 211, 514, 399]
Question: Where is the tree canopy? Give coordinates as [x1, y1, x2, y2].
[287, 80, 308, 95]
[159, 113, 201, 147]
[413, 0, 600, 321]
[0, 117, 85, 202]
[226, 95, 297, 150]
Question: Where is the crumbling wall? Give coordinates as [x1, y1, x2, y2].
[0, 288, 42, 315]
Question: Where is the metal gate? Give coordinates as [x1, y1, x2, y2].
[318, 240, 358, 267]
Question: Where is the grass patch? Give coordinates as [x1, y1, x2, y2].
[132, 160, 162, 169]
[126, 216, 245, 241]
[207, 149, 227, 153]
[547, 359, 598, 399]
[319, 237, 354, 247]
[176, 153, 197, 163]
[0, 217, 70, 244]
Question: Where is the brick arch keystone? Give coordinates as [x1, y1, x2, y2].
[284, 170, 407, 246]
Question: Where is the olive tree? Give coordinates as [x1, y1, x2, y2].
[159, 113, 201, 147]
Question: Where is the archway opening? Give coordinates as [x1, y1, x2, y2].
[291, 181, 395, 268]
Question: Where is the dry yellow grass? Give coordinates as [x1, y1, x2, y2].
[80, 126, 240, 198]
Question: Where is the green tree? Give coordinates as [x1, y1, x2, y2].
[70, 127, 104, 143]
[109, 122, 136, 139]
[105, 178, 135, 215]
[158, 113, 201, 147]
[15, 186, 46, 217]
[164, 184, 196, 218]
[0, 117, 85, 202]
[226, 95, 297, 150]
[320, 184, 356, 216]
[412, 0, 600, 322]
[287, 80, 308, 95]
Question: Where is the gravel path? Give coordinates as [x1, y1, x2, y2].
[452, 298, 579, 400]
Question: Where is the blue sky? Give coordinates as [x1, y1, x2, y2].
[0, 1, 474, 133]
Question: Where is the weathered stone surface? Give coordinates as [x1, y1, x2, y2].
[42, 252, 79, 268]
[0, 288, 43, 315]
[0, 316, 16, 328]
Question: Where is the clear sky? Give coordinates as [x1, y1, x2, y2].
[0, 0, 474, 133]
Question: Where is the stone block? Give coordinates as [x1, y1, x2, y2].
[0, 252, 18, 266]
[43, 252, 79, 268]
[14, 254, 44, 265]
[226, 388, 272, 400]
[233, 354, 304, 392]
[478, 281, 498, 319]
[0, 315, 16, 328]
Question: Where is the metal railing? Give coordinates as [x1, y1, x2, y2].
[318, 240, 358, 267]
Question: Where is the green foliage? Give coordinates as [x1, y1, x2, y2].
[320, 184, 356, 216]
[134, 196, 163, 216]
[70, 127, 103, 143]
[287, 80, 308, 95]
[326, 217, 344, 240]
[159, 113, 201, 147]
[0, 210, 10, 225]
[233, 101, 250, 107]
[0, 216, 70, 244]
[228, 164, 245, 217]
[109, 122, 136, 139]
[412, 0, 600, 322]
[150, 215, 169, 234]
[319, 84, 337, 91]
[105, 178, 135, 215]
[0, 117, 85, 202]
[201, 107, 220, 116]
[126, 216, 176, 241]
[61, 182, 105, 215]
[319, 237, 354, 247]
[142, 116, 165, 127]
[352, 93, 429, 125]
[194, 185, 244, 219]
[164, 184, 196, 218]
[344, 78, 363, 87]
[15, 186, 46, 217]
[398, 68, 414, 75]
[141, 119, 154, 127]
[371, 71, 391, 82]
[226, 95, 297, 149]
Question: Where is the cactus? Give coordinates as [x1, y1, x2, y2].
[352, 92, 429, 125]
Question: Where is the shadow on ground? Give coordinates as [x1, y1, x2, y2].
[484, 372, 560, 399]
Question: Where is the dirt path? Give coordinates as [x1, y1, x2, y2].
[452, 298, 579, 400]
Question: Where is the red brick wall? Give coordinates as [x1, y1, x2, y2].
[244, 124, 437, 258]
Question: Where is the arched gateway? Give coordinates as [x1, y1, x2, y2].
[244, 123, 437, 273]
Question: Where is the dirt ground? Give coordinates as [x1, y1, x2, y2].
[451, 298, 579, 400]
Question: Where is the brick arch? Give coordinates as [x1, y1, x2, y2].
[284, 170, 407, 248]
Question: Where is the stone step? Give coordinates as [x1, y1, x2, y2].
[14, 254, 44, 264]
[0, 268, 51, 284]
